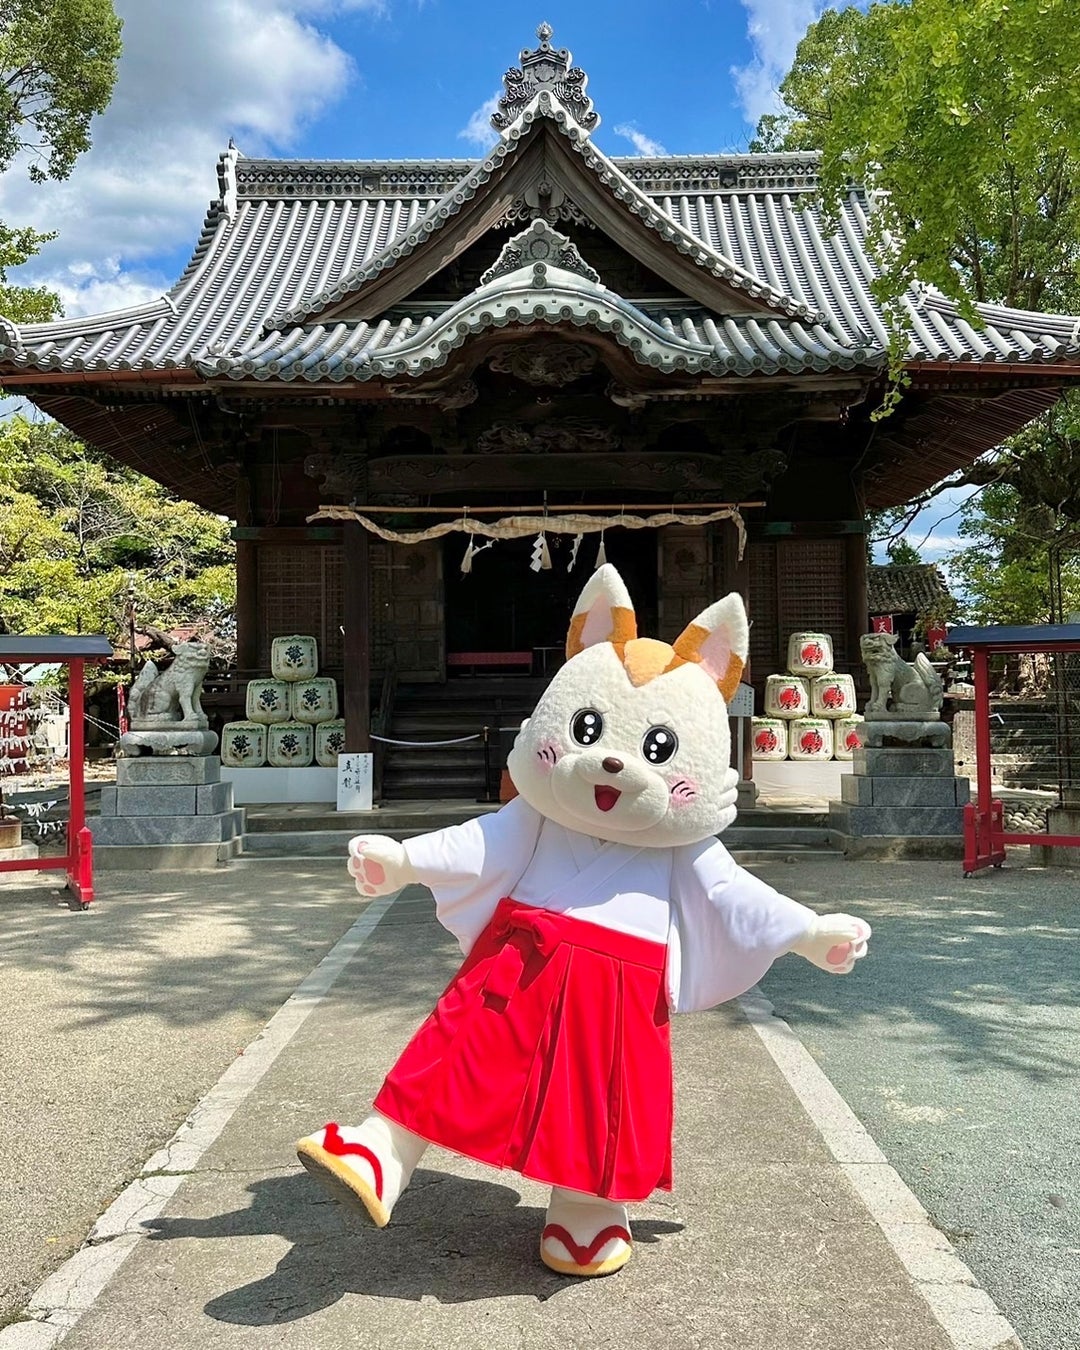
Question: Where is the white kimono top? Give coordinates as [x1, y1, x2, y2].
[402, 796, 816, 1014]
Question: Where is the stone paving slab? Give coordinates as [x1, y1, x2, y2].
[52, 897, 956, 1350]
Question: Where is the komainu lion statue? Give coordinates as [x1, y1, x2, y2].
[128, 642, 211, 729]
[860, 631, 943, 719]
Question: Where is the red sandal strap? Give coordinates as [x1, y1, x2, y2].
[542, 1223, 631, 1266]
[321, 1123, 384, 1201]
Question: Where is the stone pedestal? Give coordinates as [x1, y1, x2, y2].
[1029, 806, 1080, 868]
[828, 722, 968, 860]
[736, 777, 758, 810]
[92, 756, 243, 869]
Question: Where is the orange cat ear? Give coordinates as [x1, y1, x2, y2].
[566, 564, 638, 659]
[671, 593, 749, 702]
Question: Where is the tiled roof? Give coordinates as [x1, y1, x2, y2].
[1, 106, 1078, 383]
[868, 564, 952, 617]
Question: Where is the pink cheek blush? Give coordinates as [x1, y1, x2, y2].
[668, 777, 700, 809]
[534, 740, 561, 776]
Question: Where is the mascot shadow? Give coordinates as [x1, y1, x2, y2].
[144, 1169, 683, 1323]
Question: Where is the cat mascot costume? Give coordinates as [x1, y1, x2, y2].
[298, 566, 870, 1278]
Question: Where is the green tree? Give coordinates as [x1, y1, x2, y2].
[762, 1, 1080, 617]
[0, 415, 235, 641]
[885, 538, 922, 566]
[950, 481, 1080, 625]
[0, 0, 123, 321]
[759, 0, 1080, 316]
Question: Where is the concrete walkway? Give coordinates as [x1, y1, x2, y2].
[1, 867, 1020, 1349]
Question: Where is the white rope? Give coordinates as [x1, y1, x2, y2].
[310, 506, 748, 560]
[370, 733, 483, 747]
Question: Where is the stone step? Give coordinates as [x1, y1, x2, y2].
[381, 776, 485, 800]
[243, 801, 501, 834]
[240, 823, 834, 857]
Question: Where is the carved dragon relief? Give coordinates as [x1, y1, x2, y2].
[366, 446, 789, 498]
[487, 340, 598, 387]
[303, 452, 367, 501]
[474, 419, 619, 455]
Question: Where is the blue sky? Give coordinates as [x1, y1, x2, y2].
[0, 0, 971, 564]
[0, 0, 831, 315]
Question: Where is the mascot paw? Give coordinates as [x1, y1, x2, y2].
[347, 835, 416, 896]
[791, 914, 871, 975]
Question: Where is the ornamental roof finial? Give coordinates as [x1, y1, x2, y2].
[491, 24, 599, 135]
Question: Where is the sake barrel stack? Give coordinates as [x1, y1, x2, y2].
[787, 632, 834, 677]
[764, 674, 809, 719]
[788, 718, 833, 761]
[833, 715, 865, 761]
[751, 717, 787, 761]
[811, 673, 857, 719]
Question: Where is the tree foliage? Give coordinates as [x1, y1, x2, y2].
[0, 0, 123, 321]
[761, 1, 1080, 621]
[758, 0, 1080, 315]
[0, 415, 235, 640]
[950, 482, 1080, 625]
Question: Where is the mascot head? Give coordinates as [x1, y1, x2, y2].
[507, 564, 748, 848]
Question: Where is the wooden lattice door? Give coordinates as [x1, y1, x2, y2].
[657, 525, 714, 642]
[256, 544, 344, 672]
[370, 539, 445, 681]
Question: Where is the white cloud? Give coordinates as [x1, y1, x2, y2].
[0, 0, 372, 316]
[458, 94, 501, 153]
[613, 124, 668, 157]
[731, 2, 865, 127]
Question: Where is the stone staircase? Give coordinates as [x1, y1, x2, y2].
[379, 678, 547, 801]
[237, 800, 835, 864]
[236, 676, 836, 863]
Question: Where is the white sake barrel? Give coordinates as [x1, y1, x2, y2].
[290, 677, 339, 724]
[833, 715, 865, 760]
[220, 721, 266, 768]
[271, 634, 319, 681]
[246, 678, 290, 724]
[811, 673, 857, 718]
[788, 717, 834, 761]
[787, 632, 834, 676]
[315, 719, 346, 767]
[751, 717, 788, 761]
[267, 720, 314, 767]
[764, 674, 809, 719]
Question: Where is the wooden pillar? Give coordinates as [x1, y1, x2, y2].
[720, 520, 753, 783]
[845, 532, 869, 676]
[343, 520, 371, 752]
[235, 541, 258, 671]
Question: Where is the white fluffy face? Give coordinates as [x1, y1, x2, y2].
[507, 642, 739, 849]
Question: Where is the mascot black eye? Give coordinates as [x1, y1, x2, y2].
[571, 709, 604, 746]
[642, 726, 678, 764]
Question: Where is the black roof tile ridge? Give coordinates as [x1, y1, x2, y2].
[269, 98, 820, 332]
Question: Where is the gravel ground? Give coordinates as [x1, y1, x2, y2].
[0, 862, 364, 1329]
[755, 852, 1080, 1350]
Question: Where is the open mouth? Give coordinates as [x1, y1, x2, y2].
[594, 785, 622, 813]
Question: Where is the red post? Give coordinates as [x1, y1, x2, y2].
[973, 649, 992, 821]
[66, 658, 92, 906]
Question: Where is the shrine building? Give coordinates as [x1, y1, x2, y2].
[3, 26, 1080, 796]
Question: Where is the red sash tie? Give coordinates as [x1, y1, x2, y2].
[482, 906, 563, 1005]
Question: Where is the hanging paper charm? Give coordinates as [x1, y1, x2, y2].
[594, 530, 607, 569]
[460, 535, 494, 575]
[567, 534, 583, 572]
[530, 533, 552, 572]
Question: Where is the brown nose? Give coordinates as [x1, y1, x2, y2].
[602, 757, 624, 775]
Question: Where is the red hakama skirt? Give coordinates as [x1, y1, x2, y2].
[374, 898, 672, 1202]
